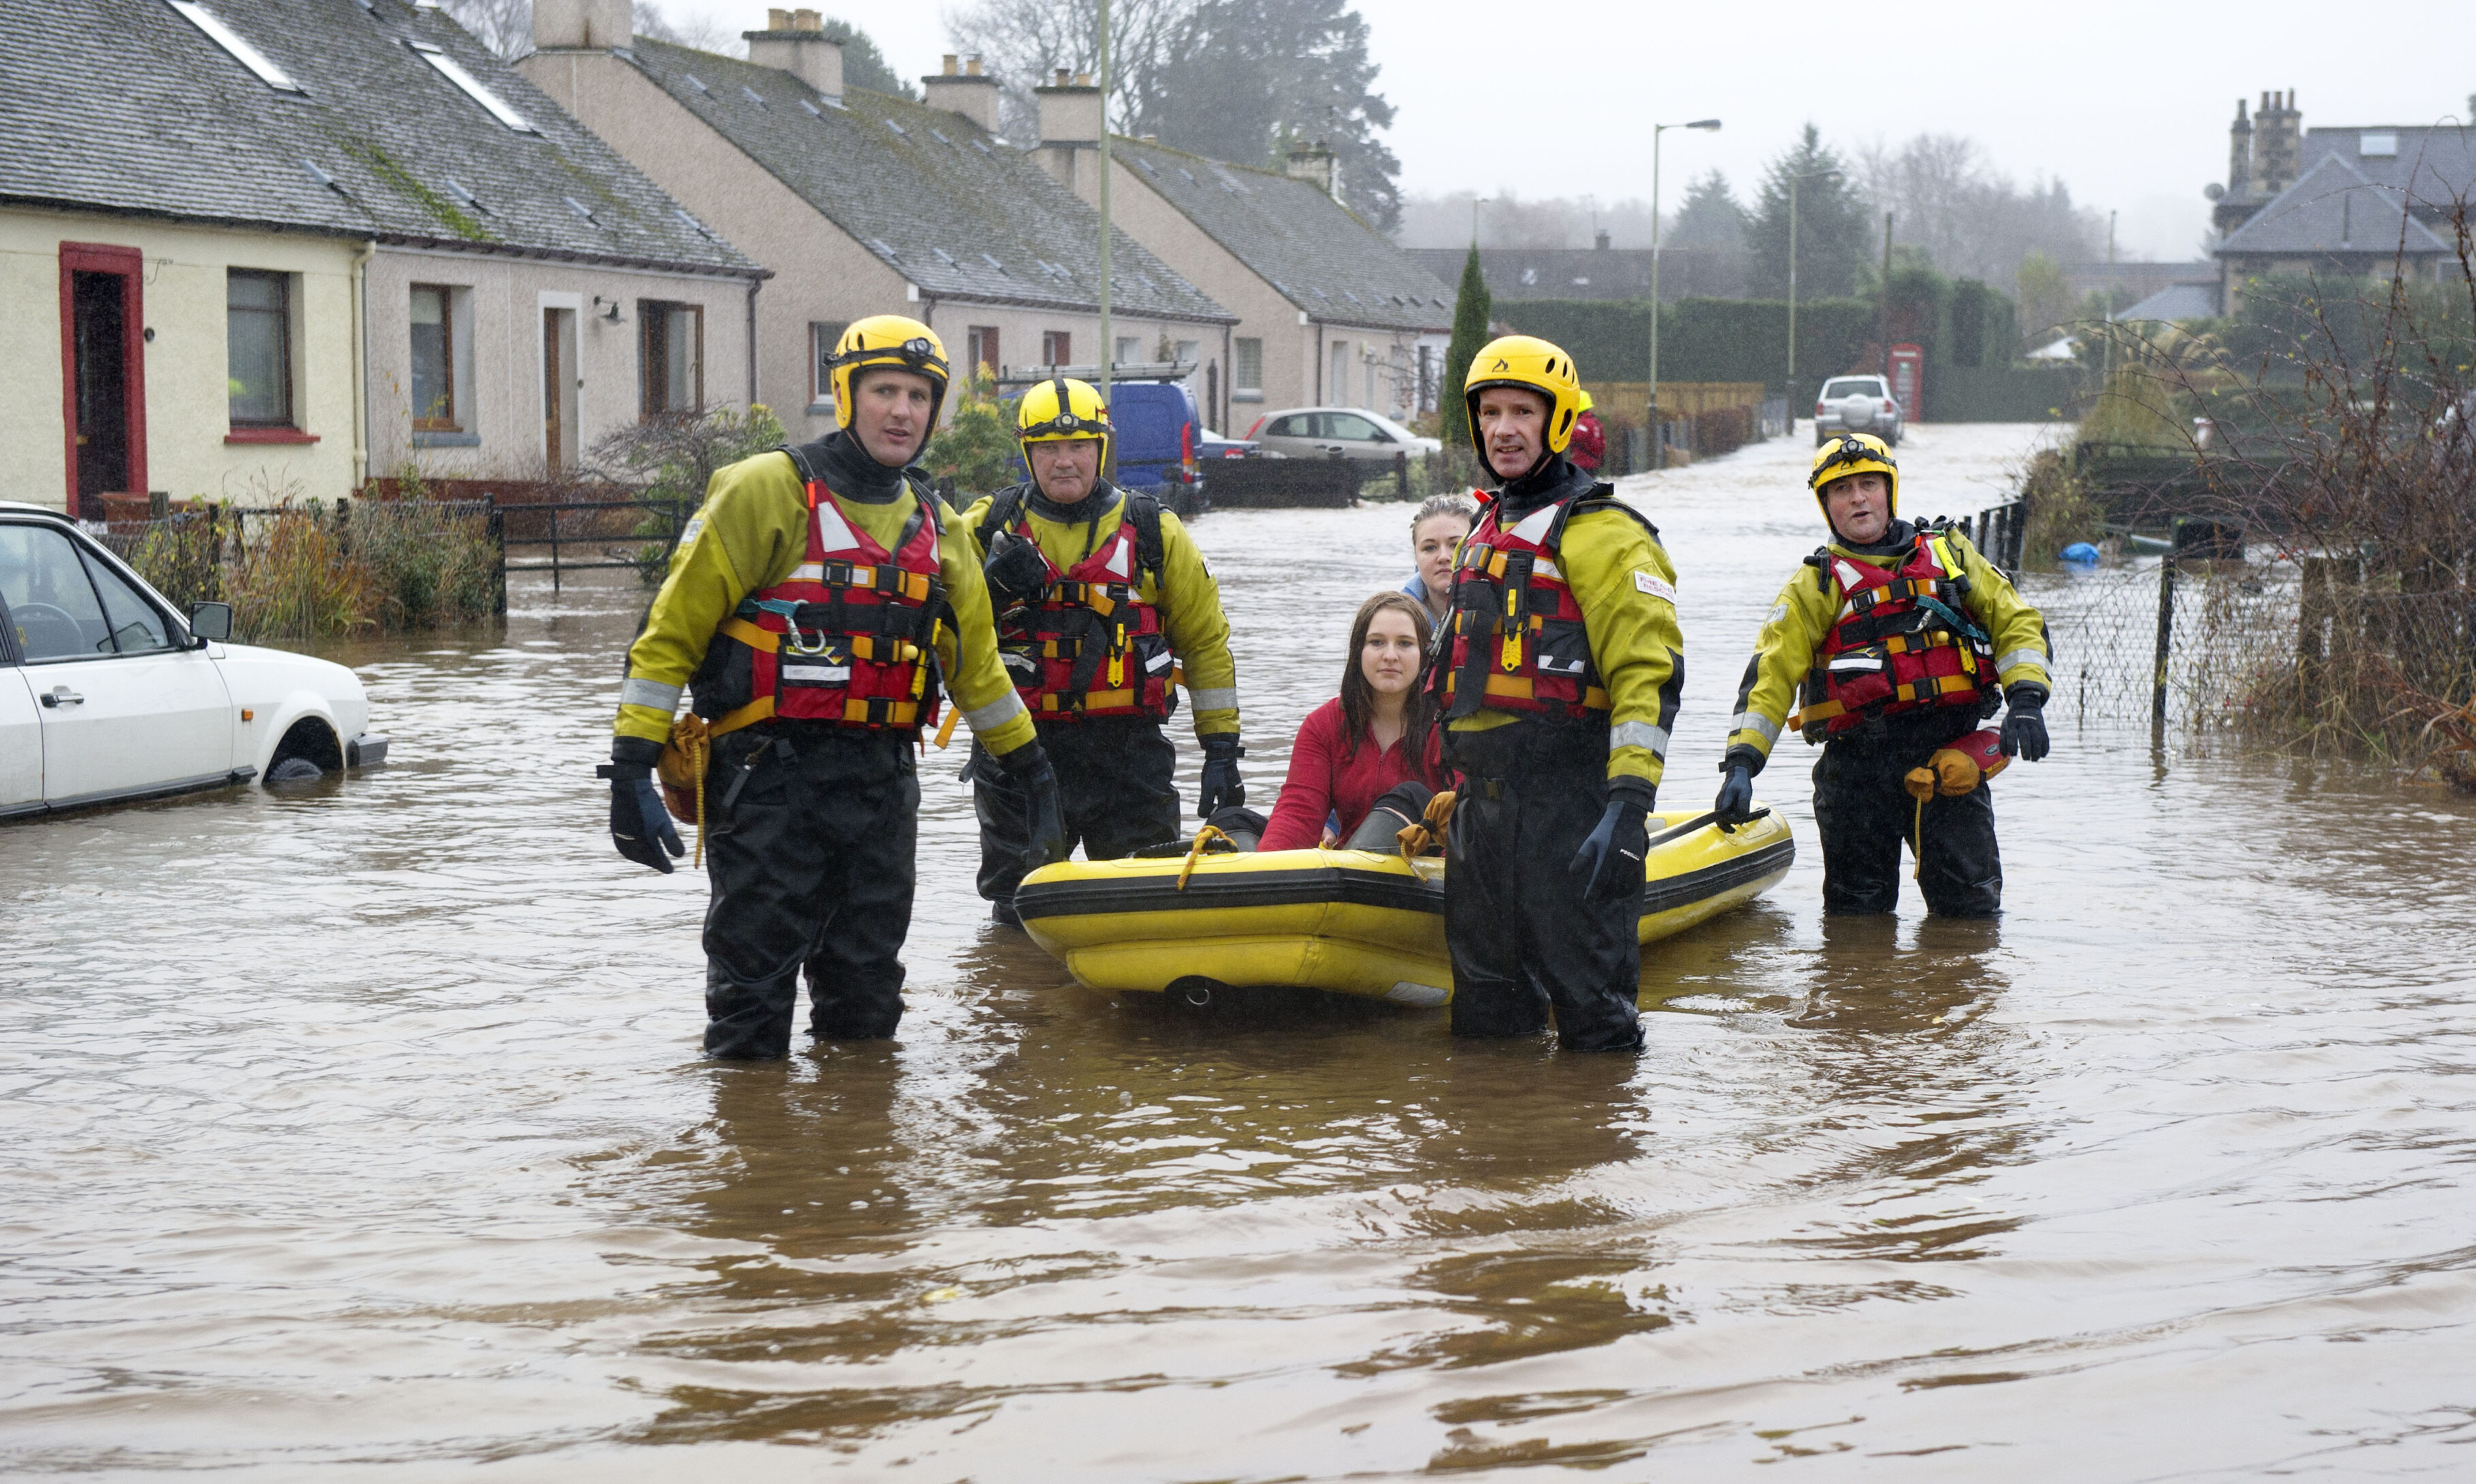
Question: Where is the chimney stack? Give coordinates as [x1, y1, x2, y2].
[1595, 229, 1611, 251]
[922, 52, 1000, 133]
[745, 9, 843, 100]
[2226, 96, 2252, 197]
[2253, 88, 2300, 197]
[532, 0, 631, 51]
[1285, 139, 1337, 199]
[1034, 69, 1103, 146]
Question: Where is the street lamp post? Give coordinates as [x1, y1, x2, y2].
[1647, 118, 1719, 472]
[1095, 0, 1112, 413]
[1785, 166, 1840, 431]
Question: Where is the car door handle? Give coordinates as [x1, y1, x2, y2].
[40, 687, 84, 708]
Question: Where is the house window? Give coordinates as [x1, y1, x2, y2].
[1233, 336, 1263, 395]
[640, 301, 703, 416]
[1041, 330, 1071, 367]
[966, 325, 1000, 382]
[409, 284, 458, 431]
[1114, 335, 1141, 367]
[810, 320, 847, 406]
[226, 269, 293, 427]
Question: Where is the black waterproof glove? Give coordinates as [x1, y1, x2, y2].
[2000, 689, 2050, 761]
[598, 736, 683, 874]
[1569, 777, 1655, 900]
[1000, 742, 1070, 870]
[1713, 765, 1755, 829]
[1198, 734, 1246, 819]
[983, 531, 1051, 615]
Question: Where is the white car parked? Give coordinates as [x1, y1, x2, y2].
[1243, 407, 1443, 465]
[1812, 375, 1904, 447]
[1, 501, 386, 819]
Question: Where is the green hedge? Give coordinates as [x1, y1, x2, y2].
[1925, 365, 2088, 423]
[1498, 296, 1874, 401]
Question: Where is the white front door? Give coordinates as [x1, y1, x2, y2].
[1, 522, 232, 805]
[0, 667, 40, 814]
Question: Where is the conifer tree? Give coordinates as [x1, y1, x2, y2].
[1440, 244, 1491, 450]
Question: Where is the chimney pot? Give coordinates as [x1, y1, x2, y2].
[768, 7, 790, 28]
[966, 56, 983, 76]
[1073, 71, 1092, 87]
[941, 54, 958, 76]
[1054, 68, 1070, 87]
[794, 7, 820, 29]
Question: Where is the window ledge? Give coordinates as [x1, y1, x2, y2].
[412, 431, 481, 448]
[804, 401, 837, 418]
[1231, 391, 1265, 403]
[226, 428, 319, 445]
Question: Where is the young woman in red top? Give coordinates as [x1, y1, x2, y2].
[1259, 591, 1455, 851]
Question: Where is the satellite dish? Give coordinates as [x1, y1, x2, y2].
[2204, 183, 2226, 201]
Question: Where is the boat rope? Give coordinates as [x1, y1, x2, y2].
[1395, 788, 1456, 864]
[662, 712, 715, 868]
[1175, 825, 1231, 891]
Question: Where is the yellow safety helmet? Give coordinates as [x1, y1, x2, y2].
[1810, 432, 1900, 520]
[1015, 376, 1111, 467]
[1463, 334, 1586, 456]
[1577, 388, 1595, 414]
[827, 315, 949, 433]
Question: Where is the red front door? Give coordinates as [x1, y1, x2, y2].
[59, 242, 148, 521]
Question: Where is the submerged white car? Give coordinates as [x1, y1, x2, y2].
[1, 501, 387, 819]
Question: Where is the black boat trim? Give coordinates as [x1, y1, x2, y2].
[1015, 837, 1797, 924]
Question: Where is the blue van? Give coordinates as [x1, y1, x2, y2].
[1105, 380, 1201, 493]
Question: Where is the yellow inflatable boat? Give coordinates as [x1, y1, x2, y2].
[1015, 808, 1793, 1006]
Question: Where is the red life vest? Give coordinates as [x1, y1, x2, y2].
[710, 464, 947, 735]
[989, 495, 1173, 721]
[1431, 489, 1613, 725]
[1794, 526, 1996, 738]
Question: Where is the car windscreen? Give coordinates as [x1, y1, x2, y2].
[1821, 380, 1881, 399]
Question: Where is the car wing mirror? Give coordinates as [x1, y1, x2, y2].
[188, 600, 233, 644]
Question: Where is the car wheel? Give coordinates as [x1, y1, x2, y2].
[265, 756, 325, 783]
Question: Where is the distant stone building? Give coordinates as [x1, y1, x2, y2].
[2210, 91, 2474, 312]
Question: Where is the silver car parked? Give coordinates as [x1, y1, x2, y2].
[1812, 375, 1903, 447]
[1243, 407, 1442, 465]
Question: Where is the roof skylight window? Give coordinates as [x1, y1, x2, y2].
[2360, 131, 2398, 158]
[444, 176, 489, 213]
[167, 1, 299, 92]
[411, 43, 535, 132]
[564, 196, 598, 224]
[301, 160, 348, 197]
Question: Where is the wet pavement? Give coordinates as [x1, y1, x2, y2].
[6, 422, 2476, 1479]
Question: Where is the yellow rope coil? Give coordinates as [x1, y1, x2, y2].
[1395, 788, 1457, 864]
[659, 713, 715, 868]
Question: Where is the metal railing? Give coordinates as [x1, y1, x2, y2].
[493, 498, 691, 591]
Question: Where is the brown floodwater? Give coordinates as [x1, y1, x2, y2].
[7, 423, 2475, 1480]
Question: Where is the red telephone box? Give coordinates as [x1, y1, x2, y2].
[1888, 344, 1923, 423]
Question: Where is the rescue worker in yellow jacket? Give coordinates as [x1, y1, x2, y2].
[964, 377, 1243, 925]
[602, 316, 1067, 1058]
[1429, 335, 1684, 1053]
[1713, 433, 2051, 915]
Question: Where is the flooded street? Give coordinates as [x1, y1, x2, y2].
[7, 421, 2476, 1479]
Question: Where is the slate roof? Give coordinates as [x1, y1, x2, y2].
[2118, 283, 2221, 322]
[621, 38, 1228, 324]
[2298, 127, 2476, 214]
[2216, 154, 2452, 257]
[0, 0, 758, 276]
[1111, 138, 1452, 333]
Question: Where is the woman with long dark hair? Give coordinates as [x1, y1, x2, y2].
[1258, 591, 1454, 852]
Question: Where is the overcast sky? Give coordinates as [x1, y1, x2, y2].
[659, 0, 2473, 263]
